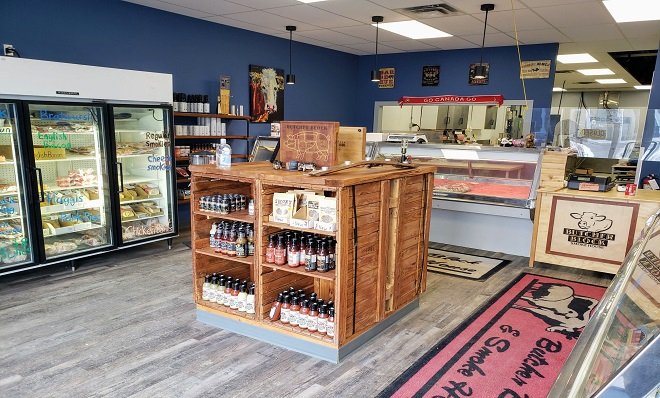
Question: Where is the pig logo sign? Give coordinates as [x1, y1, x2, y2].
[570, 212, 613, 232]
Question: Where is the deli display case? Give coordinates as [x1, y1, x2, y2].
[549, 210, 660, 398]
[371, 142, 543, 256]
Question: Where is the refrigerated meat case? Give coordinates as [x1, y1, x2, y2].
[370, 142, 543, 256]
[0, 58, 177, 275]
[549, 210, 660, 398]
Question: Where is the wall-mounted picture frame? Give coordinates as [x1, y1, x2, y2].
[378, 67, 395, 89]
[422, 65, 440, 86]
[249, 64, 284, 123]
[468, 63, 489, 85]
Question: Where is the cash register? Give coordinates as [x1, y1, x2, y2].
[567, 173, 614, 192]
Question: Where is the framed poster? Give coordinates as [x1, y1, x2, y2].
[249, 65, 284, 123]
[378, 67, 395, 89]
[546, 197, 639, 265]
[520, 60, 551, 79]
[422, 65, 440, 86]
[468, 63, 489, 85]
[279, 121, 339, 167]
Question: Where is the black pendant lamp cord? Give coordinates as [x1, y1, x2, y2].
[480, 8, 490, 65]
[289, 30, 293, 74]
[374, 21, 379, 70]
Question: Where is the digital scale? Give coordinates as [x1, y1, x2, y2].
[567, 173, 614, 192]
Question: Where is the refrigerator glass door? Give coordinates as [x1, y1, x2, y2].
[0, 103, 35, 270]
[27, 103, 113, 260]
[112, 106, 175, 243]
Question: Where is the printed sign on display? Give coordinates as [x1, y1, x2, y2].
[520, 60, 551, 79]
[546, 197, 639, 264]
[378, 67, 395, 89]
[422, 65, 440, 86]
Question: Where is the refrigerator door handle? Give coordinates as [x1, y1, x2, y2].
[33, 167, 45, 203]
[116, 161, 125, 193]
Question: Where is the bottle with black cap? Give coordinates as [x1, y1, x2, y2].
[245, 284, 256, 314]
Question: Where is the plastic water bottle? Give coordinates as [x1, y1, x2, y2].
[217, 139, 232, 169]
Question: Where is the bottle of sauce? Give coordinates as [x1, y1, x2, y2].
[305, 238, 317, 272]
[274, 235, 286, 265]
[235, 230, 247, 258]
[246, 284, 256, 314]
[287, 237, 300, 268]
[214, 224, 223, 253]
[308, 302, 319, 332]
[219, 225, 228, 254]
[329, 239, 336, 270]
[298, 299, 310, 330]
[230, 281, 240, 310]
[237, 283, 248, 312]
[269, 293, 284, 321]
[280, 294, 291, 324]
[327, 307, 335, 338]
[265, 235, 276, 263]
[317, 240, 329, 272]
[223, 277, 233, 307]
[289, 296, 301, 327]
[202, 274, 211, 301]
[215, 276, 225, 304]
[317, 304, 329, 335]
[247, 226, 255, 257]
[227, 228, 237, 257]
[299, 238, 307, 267]
[209, 223, 217, 250]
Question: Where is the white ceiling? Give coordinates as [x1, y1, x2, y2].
[124, 0, 660, 89]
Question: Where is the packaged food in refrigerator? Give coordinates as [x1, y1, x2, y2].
[84, 188, 99, 200]
[0, 184, 17, 194]
[120, 205, 136, 220]
[136, 183, 160, 196]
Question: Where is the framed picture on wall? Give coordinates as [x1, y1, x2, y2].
[422, 65, 440, 86]
[378, 67, 395, 89]
[468, 63, 489, 85]
[249, 64, 285, 123]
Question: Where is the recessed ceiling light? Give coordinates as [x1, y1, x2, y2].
[577, 68, 614, 76]
[553, 87, 567, 92]
[557, 53, 598, 64]
[596, 78, 626, 84]
[297, 0, 327, 3]
[373, 20, 452, 39]
[603, 0, 660, 22]
[634, 85, 652, 90]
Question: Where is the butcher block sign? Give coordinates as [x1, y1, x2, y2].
[279, 121, 339, 167]
[546, 197, 639, 265]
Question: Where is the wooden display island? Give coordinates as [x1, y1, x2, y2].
[530, 151, 660, 274]
[189, 162, 435, 362]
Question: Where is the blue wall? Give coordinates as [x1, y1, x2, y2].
[356, 44, 559, 133]
[0, 0, 360, 138]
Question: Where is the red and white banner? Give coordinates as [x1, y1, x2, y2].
[398, 95, 504, 106]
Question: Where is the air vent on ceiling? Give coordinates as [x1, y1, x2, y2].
[576, 82, 595, 84]
[396, 4, 460, 18]
[555, 70, 575, 74]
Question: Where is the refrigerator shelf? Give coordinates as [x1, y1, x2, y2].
[122, 176, 160, 185]
[117, 153, 156, 159]
[0, 192, 18, 197]
[31, 132, 96, 135]
[121, 214, 164, 223]
[43, 183, 98, 193]
[35, 154, 97, 163]
[0, 215, 20, 222]
[115, 129, 165, 134]
[41, 199, 103, 215]
[43, 223, 104, 237]
[120, 196, 164, 205]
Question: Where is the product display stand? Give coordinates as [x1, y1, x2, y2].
[189, 162, 435, 362]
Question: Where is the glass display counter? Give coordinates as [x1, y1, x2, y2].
[371, 142, 543, 208]
[549, 210, 660, 398]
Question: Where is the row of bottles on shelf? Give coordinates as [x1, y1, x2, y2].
[173, 93, 210, 113]
[270, 289, 335, 337]
[200, 193, 254, 215]
[182, 144, 216, 153]
[201, 273, 255, 314]
[266, 231, 336, 273]
[210, 221, 255, 258]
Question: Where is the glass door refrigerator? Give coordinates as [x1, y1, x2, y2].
[109, 105, 177, 245]
[24, 102, 115, 262]
[0, 102, 37, 274]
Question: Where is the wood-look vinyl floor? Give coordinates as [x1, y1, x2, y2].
[0, 234, 612, 398]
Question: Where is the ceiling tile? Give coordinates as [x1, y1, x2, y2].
[534, 2, 614, 27]
[218, 10, 319, 31]
[125, 0, 215, 18]
[444, 0, 526, 14]
[162, 0, 253, 14]
[265, 5, 363, 28]
[343, 42, 400, 54]
[297, 29, 370, 45]
[561, 24, 625, 42]
[461, 32, 519, 46]
[203, 14, 286, 35]
[423, 15, 499, 36]
[520, 0, 595, 6]
[333, 25, 412, 42]
[381, 40, 436, 52]
[618, 21, 660, 40]
[630, 37, 660, 51]
[473, 9, 554, 32]
[573, 40, 634, 52]
[508, 28, 570, 44]
[311, 0, 410, 24]
[421, 36, 480, 49]
[371, 0, 461, 9]
[225, 0, 299, 8]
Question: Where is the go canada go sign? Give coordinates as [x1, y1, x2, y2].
[546, 197, 639, 265]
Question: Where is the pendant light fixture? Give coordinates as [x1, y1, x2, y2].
[371, 16, 384, 82]
[474, 4, 494, 79]
[286, 25, 296, 85]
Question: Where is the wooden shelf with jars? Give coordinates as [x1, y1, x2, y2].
[189, 162, 435, 363]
